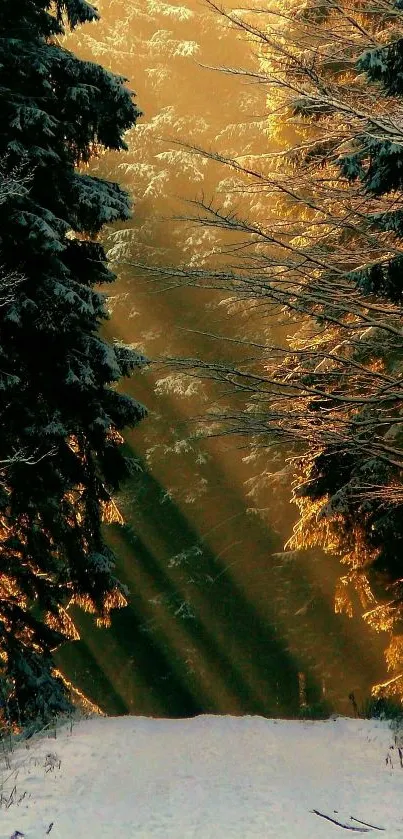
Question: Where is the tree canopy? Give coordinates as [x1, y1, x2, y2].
[149, 0, 403, 698]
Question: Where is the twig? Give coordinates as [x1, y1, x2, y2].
[311, 810, 369, 831]
[351, 816, 385, 831]
[6, 785, 17, 808]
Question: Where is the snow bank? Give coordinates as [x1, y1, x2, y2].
[1, 715, 402, 838]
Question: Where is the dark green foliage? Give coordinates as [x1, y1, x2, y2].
[337, 21, 403, 300]
[300, 444, 403, 596]
[339, 37, 403, 195]
[358, 41, 403, 96]
[298, 699, 332, 720]
[339, 136, 403, 196]
[361, 695, 403, 721]
[0, 0, 145, 725]
[300, 6, 403, 630]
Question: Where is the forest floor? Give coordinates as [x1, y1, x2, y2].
[1, 714, 402, 838]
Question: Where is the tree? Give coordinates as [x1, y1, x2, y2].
[139, 0, 403, 696]
[0, 0, 145, 725]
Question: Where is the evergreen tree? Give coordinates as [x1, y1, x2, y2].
[339, 38, 403, 303]
[152, 0, 403, 694]
[301, 22, 403, 660]
[0, 0, 145, 725]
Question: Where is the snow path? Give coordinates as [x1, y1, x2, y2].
[1, 715, 403, 838]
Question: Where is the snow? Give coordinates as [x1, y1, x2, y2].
[2, 714, 403, 838]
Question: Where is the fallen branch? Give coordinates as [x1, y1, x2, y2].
[351, 816, 385, 831]
[311, 810, 369, 831]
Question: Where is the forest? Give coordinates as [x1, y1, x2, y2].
[1, 0, 403, 727]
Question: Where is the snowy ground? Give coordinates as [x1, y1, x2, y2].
[1, 714, 403, 838]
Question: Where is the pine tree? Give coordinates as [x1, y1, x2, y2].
[300, 19, 403, 651]
[150, 0, 403, 693]
[0, 0, 145, 725]
[338, 37, 403, 303]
